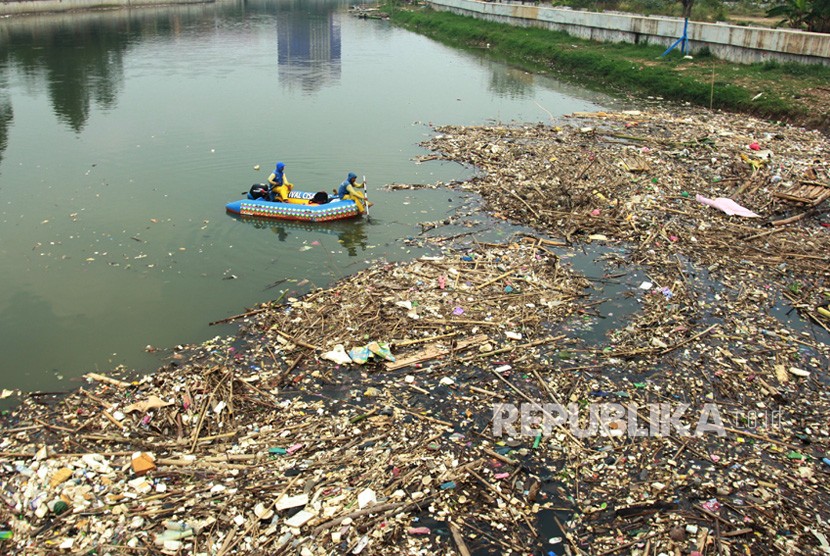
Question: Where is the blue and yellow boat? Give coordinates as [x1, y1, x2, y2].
[225, 190, 362, 223]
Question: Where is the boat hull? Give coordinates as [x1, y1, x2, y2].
[225, 195, 361, 223]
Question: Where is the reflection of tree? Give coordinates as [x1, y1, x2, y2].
[0, 93, 12, 170]
[0, 5, 249, 134]
[45, 29, 124, 132]
[0, 0, 351, 134]
[3, 23, 129, 133]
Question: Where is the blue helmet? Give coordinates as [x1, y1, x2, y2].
[348, 172, 357, 181]
[276, 162, 285, 172]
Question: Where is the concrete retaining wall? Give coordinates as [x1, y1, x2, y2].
[429, 0, 830, 66]
[0, 0, 212, 16]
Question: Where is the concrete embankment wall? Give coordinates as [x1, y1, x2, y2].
[429, 0, 830, 66]
[0, 0, 211, 16]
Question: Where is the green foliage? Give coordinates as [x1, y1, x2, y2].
[697, 0, 728, 20]
[811, 0, 830, 31]
[695, 46, 713, 58]
[766, 0, 812, 28]
[547, 0, 758, 21]
[766, 0, 830, 31]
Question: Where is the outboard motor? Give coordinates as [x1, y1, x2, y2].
[248, 184, 269, 200]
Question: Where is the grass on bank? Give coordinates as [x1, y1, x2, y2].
[552, 0, 770, 24]
[386, 4, 830, 128]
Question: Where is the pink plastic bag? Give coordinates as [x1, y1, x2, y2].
[695, 194, 760, 217]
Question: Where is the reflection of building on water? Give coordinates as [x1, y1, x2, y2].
[231, 214, 368, 257]
[276, 0, 342, 93]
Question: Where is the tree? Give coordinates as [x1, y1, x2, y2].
[812, 0, 830, 32]
[680, 0, 694, 19]
[767, 0, 813, 29]
[766, 0, 830, 32]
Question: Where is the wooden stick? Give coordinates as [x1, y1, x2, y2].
[102, 410, 126, 430]
[193, 431, 239, 443]
[721, 528, 754, 537]
[84, 372, 132, 388]
[397, 407, 453, 428]
[468, 385, 506, 399]
[0, 451, 134, 458]
[462, 335, 564, 361]
[209, 306, 270, 326]
[277, 352, 306, 386]
[408, 384, 430, 395]
[468, 469, 513, 505]
[80, 387, 115, 410]
[271, 327, 319, 350]
[312, 501, 408, 535]
[518, 234, 567, 247]
[0, 425, 39, 434]
[482, 446, 518, 466]
[743, 227, 786, 241]
[418, 319, 502, 327]
[385, 334, 488, 371]
[190, 385, 219, 454]
[659, 323, 719, 355]
[799, 179, 830, 187]
[779, 252, 827, 261]
[468, 469, 537, 533]
[215, 523, 240, 556]
[475, 267, 519, 291]
[723, 426, 801, 450]
[34, 417, 76, 434]
[553, 511, 584, 556]
[771, 196, 828, 226]
[449, 522, 472, 556]
[810, 189, 830, 206]
[392, 332, 459, 347]
[772, 211, 811, 226]
[271, 472, 305, 515]
[505, 187, 541, 219]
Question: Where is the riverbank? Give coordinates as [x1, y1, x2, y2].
[386, 3, 830, 133]
[1, 107, 828, 554]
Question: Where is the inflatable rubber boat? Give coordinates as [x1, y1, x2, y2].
[225, 190, 362, 223]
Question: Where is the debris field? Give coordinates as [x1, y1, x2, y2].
[1, 107, 829, 555]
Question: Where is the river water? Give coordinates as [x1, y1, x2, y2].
[0, 0, 617, 394]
